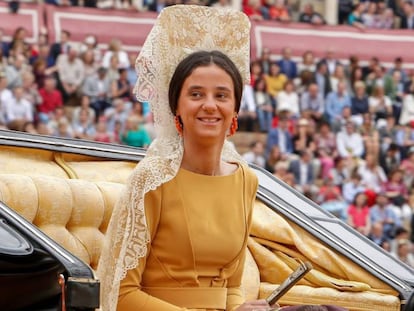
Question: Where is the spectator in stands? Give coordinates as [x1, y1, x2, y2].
[379, 8, 396, 29]
[349, 65, 364, 96]
[268, 0, 291, 22]
[54, 118, 73, 138]
[0, 73, 12, 125]
[250, 60, 263, 88]
[380, 142, 401, 177]
[297, 50, 316, 77]
[276, 47, 297, 80]
[336, 120, 364, 158]
[400, 146, 414, 187]
[38, 75, 63, 123]
[72, 94, 96, 126]
[254, 77, 273, 132]
[288, 149, 317, 198]
[111, 68, 132, 103]
[258, 47, 272, 75]
[5, 53, 29, 89]
[80, 34, 102, 67]
[120, 115, 151, 148]
[342, 171, 365, 204]
[400, 1, 414, 29]
[379, 114, 399, 152]
[338, 0, 354, 24]
[292, 118, 316, 155]
[362, 1, 381, 28]
[21, 71, 42, 109]
[49, 30, 71, 65]
[370, 192, 401, 239]
[318, 176, 348, 220]
[369, 85, 393, 127]
[242, 140, 266, 167]
[82, 66, 112, 121]
[388, 57, 409, 84]
[330, 64, 350, 94]
[56, 45, 85, 104]
[332, 106, 354, 134]
[314, 61, 332, 99]
[314, 121, 337, 178]
[238, 84, 257, 132]
[102, 38, 130, 69]
[264, 62, 287, 107]
[94, 118, 114, 143]
[358, 152, 388, 194]
[243, 0, 268, 21]
[48, 105, 72, 137]
[383, 168, 408, 207]
[391, 239, 414, 268]
[8, 27, 28, 59]
[360, 113, 380, 157]
[299, 3, 325, 25]
[72, 108, 96, 140]
[30, 43, 55, 69]
[348, 3, 366, 30]
[4, 85, 33, 131]
[351, 81, 369, 126]
[104, 97, 130, 133]
[329, 155, 351, 189]
[399, 84, 414, 126]
[81, 49, 98, 78]
[300, 82, 324, 123]
[368, 221, 388, 247]
[276, 80, 299, 119]
[126, 53, 137, 87]
[0, 28, 10, 58]
[265, 115, 293, 157]
[319, 48, 341, 76]
[347, 191, 371, 235]
[325, 81, 351, 125]
[265, 145, 285, 173]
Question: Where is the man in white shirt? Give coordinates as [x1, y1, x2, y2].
[56, 45, 85, 103]
[4, 86, 33, 130]
[336, 121, 364, 158]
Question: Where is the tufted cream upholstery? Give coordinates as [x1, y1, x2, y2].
[0, 174, 124, 270]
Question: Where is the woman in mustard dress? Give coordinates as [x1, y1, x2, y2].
[98, 5, 277, 311]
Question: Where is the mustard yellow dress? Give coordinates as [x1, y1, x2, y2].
[117, 164, 258, 311]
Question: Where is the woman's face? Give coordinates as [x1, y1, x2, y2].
[176, 64, 236, 140]
[356, 194, 366, 206]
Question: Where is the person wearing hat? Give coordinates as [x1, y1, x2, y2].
[98, 6, 278, 311]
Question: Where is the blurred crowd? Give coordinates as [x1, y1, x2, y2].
[239, 44, 414, 267]
[11, 0, 414, 30]
[1, 1, 414, 267]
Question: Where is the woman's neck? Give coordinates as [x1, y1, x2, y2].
[181, 139, 225, 176]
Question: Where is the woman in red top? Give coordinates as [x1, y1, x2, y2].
[347, 192, 371, 236]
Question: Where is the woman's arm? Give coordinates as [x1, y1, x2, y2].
[117, 187, 186, 311]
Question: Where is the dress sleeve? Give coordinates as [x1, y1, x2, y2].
[117, 186, 186, 311]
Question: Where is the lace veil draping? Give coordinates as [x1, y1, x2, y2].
[97, 5, 251, 310]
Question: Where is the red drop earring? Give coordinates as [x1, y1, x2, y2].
[175, 115, 183, 136]
[228, 116, 238, 137]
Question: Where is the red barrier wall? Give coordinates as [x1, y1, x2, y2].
[1, 4, 414, 67]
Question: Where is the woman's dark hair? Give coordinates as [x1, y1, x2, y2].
[168, 50, 243, 115]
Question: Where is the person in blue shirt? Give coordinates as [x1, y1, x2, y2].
[370, 192, 401, 239]
[325, 81, 351, 125]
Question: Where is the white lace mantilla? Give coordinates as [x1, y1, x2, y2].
[97, 5, 251, 311]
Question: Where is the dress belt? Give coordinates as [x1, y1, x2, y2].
[143, 286, 227, 309]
